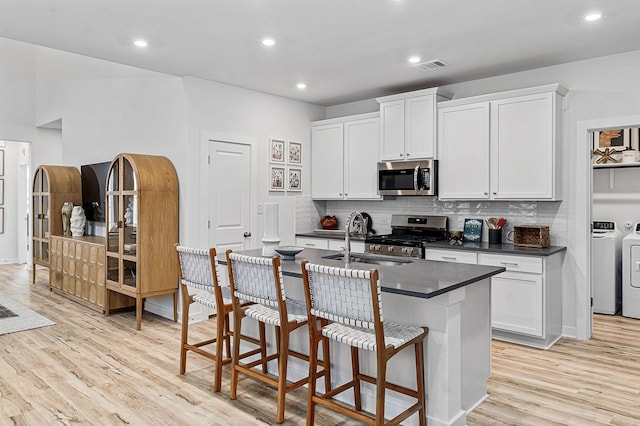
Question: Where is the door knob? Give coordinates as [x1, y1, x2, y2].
[243, 232, 252, 237]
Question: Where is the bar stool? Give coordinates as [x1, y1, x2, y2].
[175, 245, 265, 392]
[301, 261, 428, 426]
[225, 250, 330, 424]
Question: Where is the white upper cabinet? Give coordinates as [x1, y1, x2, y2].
[377, 88, 452, 161]
[311, 122, 344, 199]
[311, 112, 381, 200]
[437, 84, 566, 201]
[438, 102, 491, 199]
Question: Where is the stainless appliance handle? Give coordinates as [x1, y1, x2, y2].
[413, 165, 420, 191]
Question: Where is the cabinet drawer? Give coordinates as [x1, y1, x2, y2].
[478, 253, 542, 274]
[296, 237, 329, 250]
[328, 239, 364, 253]
[425, 249, 477, 264]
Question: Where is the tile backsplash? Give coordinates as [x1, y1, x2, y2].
[306, 198, 567, 246]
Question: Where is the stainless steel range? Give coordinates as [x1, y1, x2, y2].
[365, 214, 448, 258]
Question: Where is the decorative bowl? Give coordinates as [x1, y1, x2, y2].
[320, 215, 338, 230]
[274, 246, 304, 260]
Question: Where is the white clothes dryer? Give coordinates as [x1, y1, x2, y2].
[592, 221, 623, 314]
[622, 223, 640, 319]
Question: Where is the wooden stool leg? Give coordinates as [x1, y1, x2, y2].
[375, 356, 387, 426]
[322, 335, 331, 392]
[276, 326, 289, 424]
[213, 309, 225, 392]
[306, 332, 320, 426]
[351, 346, 362, 411]
[230, 312, 243, 400]
[172, 291, 178, 322]
[259, 322, 267, 373]
[179, 298, 190, 374]
[415, 341, 427, 426]
[32, 265, 36, 284]
[224, 312, 232, 359]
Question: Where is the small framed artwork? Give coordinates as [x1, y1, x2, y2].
[0, 207, 4, 234]
[270, 165, 285, 191]
[0, 179, 3, 204]
[270, 138, 285, 163]
[288, 141, 302, 164]
[0, 150, 4, 176]
[463, 218, 483, 243]
[594, 129, 628, 152]
[287, 167, 302, 191]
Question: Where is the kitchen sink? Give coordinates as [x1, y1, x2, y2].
[322, 253, 414, 267]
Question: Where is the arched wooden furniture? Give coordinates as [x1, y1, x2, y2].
[104, 153, 179, 330]
[301, 260, 428, 426]
[225, 250, 330, 424]
[175, 245, 266, 392]
[32, 165, 81, 284]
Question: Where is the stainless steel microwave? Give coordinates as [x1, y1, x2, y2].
[377, 159, 438, 196]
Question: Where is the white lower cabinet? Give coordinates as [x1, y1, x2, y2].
[328, 239, 364, 253]
[424, 248, 478, 264]
[296, 237, 329, 250]
[425, 248, 563, 349]
[296, 237, 364, 253]
[489, 271, 543, 337]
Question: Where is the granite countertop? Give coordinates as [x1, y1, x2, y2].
[218, 248, 505, 299]
[425, 240, 567, 256]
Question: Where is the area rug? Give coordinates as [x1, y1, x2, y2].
[0, 296, 55, 336]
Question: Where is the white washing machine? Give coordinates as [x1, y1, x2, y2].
[592, 221, 623, 314]
[622, 223, 640, 319]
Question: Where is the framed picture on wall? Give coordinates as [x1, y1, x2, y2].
[593, 129, 630, 151]
[287, 141, 302, 164]
[0, 150, 4, 176]
[270, 138, 285, 163]
[269, 165, 285, 191]
[287, 167, 302, 191]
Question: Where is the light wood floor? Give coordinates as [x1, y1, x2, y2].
[1, 264, 639, 425]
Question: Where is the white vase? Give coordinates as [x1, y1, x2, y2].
[70, 206, 86, 237]
[262, 202, 280, 256]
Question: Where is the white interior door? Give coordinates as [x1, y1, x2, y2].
[208, 140, 252, 252]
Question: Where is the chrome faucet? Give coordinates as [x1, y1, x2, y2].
[345, 211, 365, 264]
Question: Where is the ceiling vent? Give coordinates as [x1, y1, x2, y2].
[413, 59, 446, 71]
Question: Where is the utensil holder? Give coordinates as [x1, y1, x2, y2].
[488, 229, 502, 245]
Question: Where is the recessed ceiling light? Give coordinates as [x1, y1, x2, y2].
[262, 37, 276, 47]
[296, 83, 307, 90]
[408, 56, 421, 64]
[133, 39, 148, 48]
[584, 11, 603, 21]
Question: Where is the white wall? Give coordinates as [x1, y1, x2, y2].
[182, 77, 326, 249]
[593, 167, 640, 235]
[321, 49, 640, 337]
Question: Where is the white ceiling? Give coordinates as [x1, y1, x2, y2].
[1, 1, 640, 106]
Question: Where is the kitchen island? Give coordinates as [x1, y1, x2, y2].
[219, 248, 505, 426]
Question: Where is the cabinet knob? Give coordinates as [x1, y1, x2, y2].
[243, 232, 252, 238]
[339, 193, 342, 196]
[484, 192, 488, 196]
[399, 153, 404, 157]
[406, 153, 411, 157]
[493, 192, 497, 195]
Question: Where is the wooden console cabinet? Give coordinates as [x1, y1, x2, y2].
[49, 236, 135, 312]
